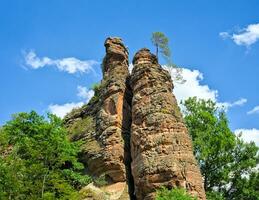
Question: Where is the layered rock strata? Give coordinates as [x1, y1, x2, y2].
[130, 48, 206, 200]
[65, 38, 206, 200]
[95, 37, 132, 183]
[64, 37, 133, 200]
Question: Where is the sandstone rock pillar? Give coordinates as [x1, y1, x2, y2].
[95, 37, 132, 184]
[65, 37, 133, 200]
[130, 48, 206, 200]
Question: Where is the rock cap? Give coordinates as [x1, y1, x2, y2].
[132, 48, 158, 66]
[104, 37, 128, 57]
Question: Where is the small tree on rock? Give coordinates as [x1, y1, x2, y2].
[151, 32, 184, 83]
[151, 32, 171, 63]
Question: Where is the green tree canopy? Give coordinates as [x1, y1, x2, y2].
[0, 111, 91, 200]
[183, 97, 259, 200]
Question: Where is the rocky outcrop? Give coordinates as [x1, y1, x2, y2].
[130, 49, 206, 200]
[64, 37, 133, 200]
[65, 38, 206, 200]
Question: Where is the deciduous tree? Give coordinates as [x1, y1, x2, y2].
[183, 97, 259, 200]
[0, 111, 91, 199]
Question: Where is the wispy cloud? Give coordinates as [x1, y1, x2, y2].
[48, 85, 94, 118]
[219, 32, 230, 40]
[220, 23, 259, 47]
[247, 106, 259, 115]
[234, 128, 259, 146]
[77, 85, 95, 102]
[218, 98, 247, 111]
[24, 50, 99, 74]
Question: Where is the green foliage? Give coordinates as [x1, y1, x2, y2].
[156, 187, 197, 200]
[151, 32, 171, 62]
[183, 97, 259, 200]
[88, 82, 102, 104]
[226, 171, 259, 200]
[206, 191, 225, 200]
[151, 32, 184, 83]
[63, 169, 92, 189]
[0, 111, 91, 199]
[67, 117, 95, 138]
[91, 83, 102, 95]
[93, 174, 108, 187]
[64, 105, 85, 120]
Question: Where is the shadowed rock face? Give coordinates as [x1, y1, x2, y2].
[130, 49, 206, 200]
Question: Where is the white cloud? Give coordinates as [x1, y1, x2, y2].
[48, 86, 94, 118]
[220, 23, 259, 47]
[247, 106, 259, 115]
[164, 67, 218, 103]
[24, 50, 99, 74]
[24, 51, 97, 118]
[48, 102, 84, 118]
[77, 85, 94, 102]
[234, 128, 259, 146]
[164, 66, 246, 111]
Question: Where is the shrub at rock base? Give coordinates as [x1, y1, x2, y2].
[156, 187, 197, 200]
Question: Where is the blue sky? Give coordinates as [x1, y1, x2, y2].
[1, 0, 259, 144]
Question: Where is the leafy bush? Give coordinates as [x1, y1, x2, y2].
[67, 116, 95, 139]
[89, 81, 108, 104]
[94, 174, 108, 187]
[89, 83, 102, 103]
[156, 187, 197, 200]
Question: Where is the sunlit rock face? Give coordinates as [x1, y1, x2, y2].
[65, 38, 206, 200]
[95, 37, 132, 183]
[64, 37, 133, 200]
[130, 48, 206, 200]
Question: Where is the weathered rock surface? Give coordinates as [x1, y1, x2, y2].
[64, 38, 206, 200]
[95, 37, 132, 183]
[64, 37, 133, 200]
[80, 182, 129, 200]
[130, 48, 206, 200]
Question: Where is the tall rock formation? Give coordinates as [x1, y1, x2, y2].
[130, 48, 206, 200]
[64, 37, 133, 200]
[64, 38, 206, 200]
[95, 37, 131, 183]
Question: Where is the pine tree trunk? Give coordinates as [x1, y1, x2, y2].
[156, 44, 158, 60]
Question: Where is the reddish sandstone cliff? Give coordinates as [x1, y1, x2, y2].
[65, 37, 133, 199]
[95, 37, 131, 182]
[64, 38, 206, 200]
[130, 48, 206, 200]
